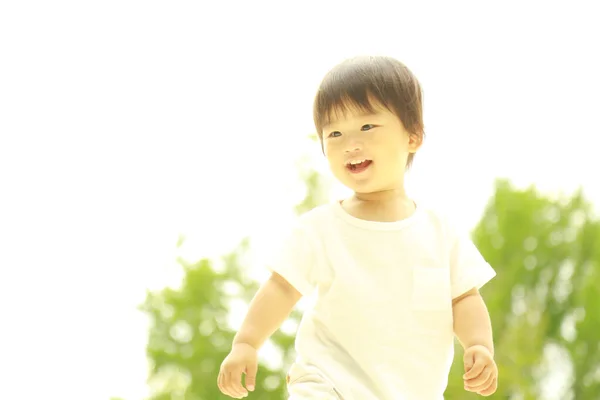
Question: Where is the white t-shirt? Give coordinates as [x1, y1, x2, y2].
[269, 200, 496, 400]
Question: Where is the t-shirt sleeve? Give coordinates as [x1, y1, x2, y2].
[449, 226, 496, 299]
[267, 222, 317, 296]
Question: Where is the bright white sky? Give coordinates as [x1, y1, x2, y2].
[1, 1, 598, 399]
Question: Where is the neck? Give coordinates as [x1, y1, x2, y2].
[342, 187, 416, 223]
[352, 187, 408, 203]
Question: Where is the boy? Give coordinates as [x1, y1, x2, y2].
[218, 56, 498, 399]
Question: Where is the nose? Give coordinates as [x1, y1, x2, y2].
[344, 137, 363, 153]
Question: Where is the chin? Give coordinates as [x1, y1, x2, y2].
[342, 180, 379, 194]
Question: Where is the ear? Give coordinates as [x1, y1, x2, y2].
[408, 131, 423, 153]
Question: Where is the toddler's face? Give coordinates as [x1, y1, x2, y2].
[321, 101, 419, 194]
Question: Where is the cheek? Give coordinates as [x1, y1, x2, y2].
[323, 146, 346, 174]
[384, 136, 407, 155]
[326, 154, 342, 169]
[323, 142, 337, 161]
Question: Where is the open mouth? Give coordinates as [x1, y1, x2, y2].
[346, 159, 373, 173]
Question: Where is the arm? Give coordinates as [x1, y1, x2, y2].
[453, 287, 498, 396]
[452, 287, 494, 354]
[446, 216, 498, 396]
[219, 272, 302, 398]
[233, 271, 303, 350]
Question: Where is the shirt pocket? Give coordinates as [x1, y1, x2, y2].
[410, 266, 453, 336]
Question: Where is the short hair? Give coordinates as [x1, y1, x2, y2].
[313, 56, 424, 168]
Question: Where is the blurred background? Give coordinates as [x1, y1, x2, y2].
[1, 1, 599, 399]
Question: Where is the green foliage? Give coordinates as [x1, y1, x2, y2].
[139, 174, 600, 400]
[444, 179, 600, 399]
[139, 148, 328, 400]
[140, 239, 298, 400]
[294, 169, 329, 216]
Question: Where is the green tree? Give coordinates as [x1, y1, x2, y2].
[141, 239, 295, 400]
[140, 136, 328, 400]
[140, 173, 600, 400]
[444, 179, 600, 399]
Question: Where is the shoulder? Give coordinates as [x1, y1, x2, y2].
[415, 201, 464, 239]
[295, 202, 337, 231]
[273, 203, 336, 251]
[416, 201, 450, 228]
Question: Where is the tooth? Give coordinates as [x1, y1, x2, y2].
[348, 159, 367, 166]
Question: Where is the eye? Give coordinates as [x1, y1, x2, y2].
[361, 124, 375, 131]
[328, 131, 342, 138]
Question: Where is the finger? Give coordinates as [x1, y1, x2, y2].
[465, 364, 492, 386]
[466, 366, 494, 391]
[229, 371, 248, 398]
[244, 362, 258, 392]
[478, 377, 498, 396]
[217, 371, 224, 393]
[463, 358, 486, 380]
[223, 370, 242, 398]
[222, 370, 238, 398]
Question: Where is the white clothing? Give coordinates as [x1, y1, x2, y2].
[269, 200, 496, 400]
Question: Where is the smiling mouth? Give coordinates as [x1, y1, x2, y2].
[346, 160, 373, 173]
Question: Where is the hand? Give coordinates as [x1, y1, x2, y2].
[218, 343, 259, 398]
[463, 345, 498, 396]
